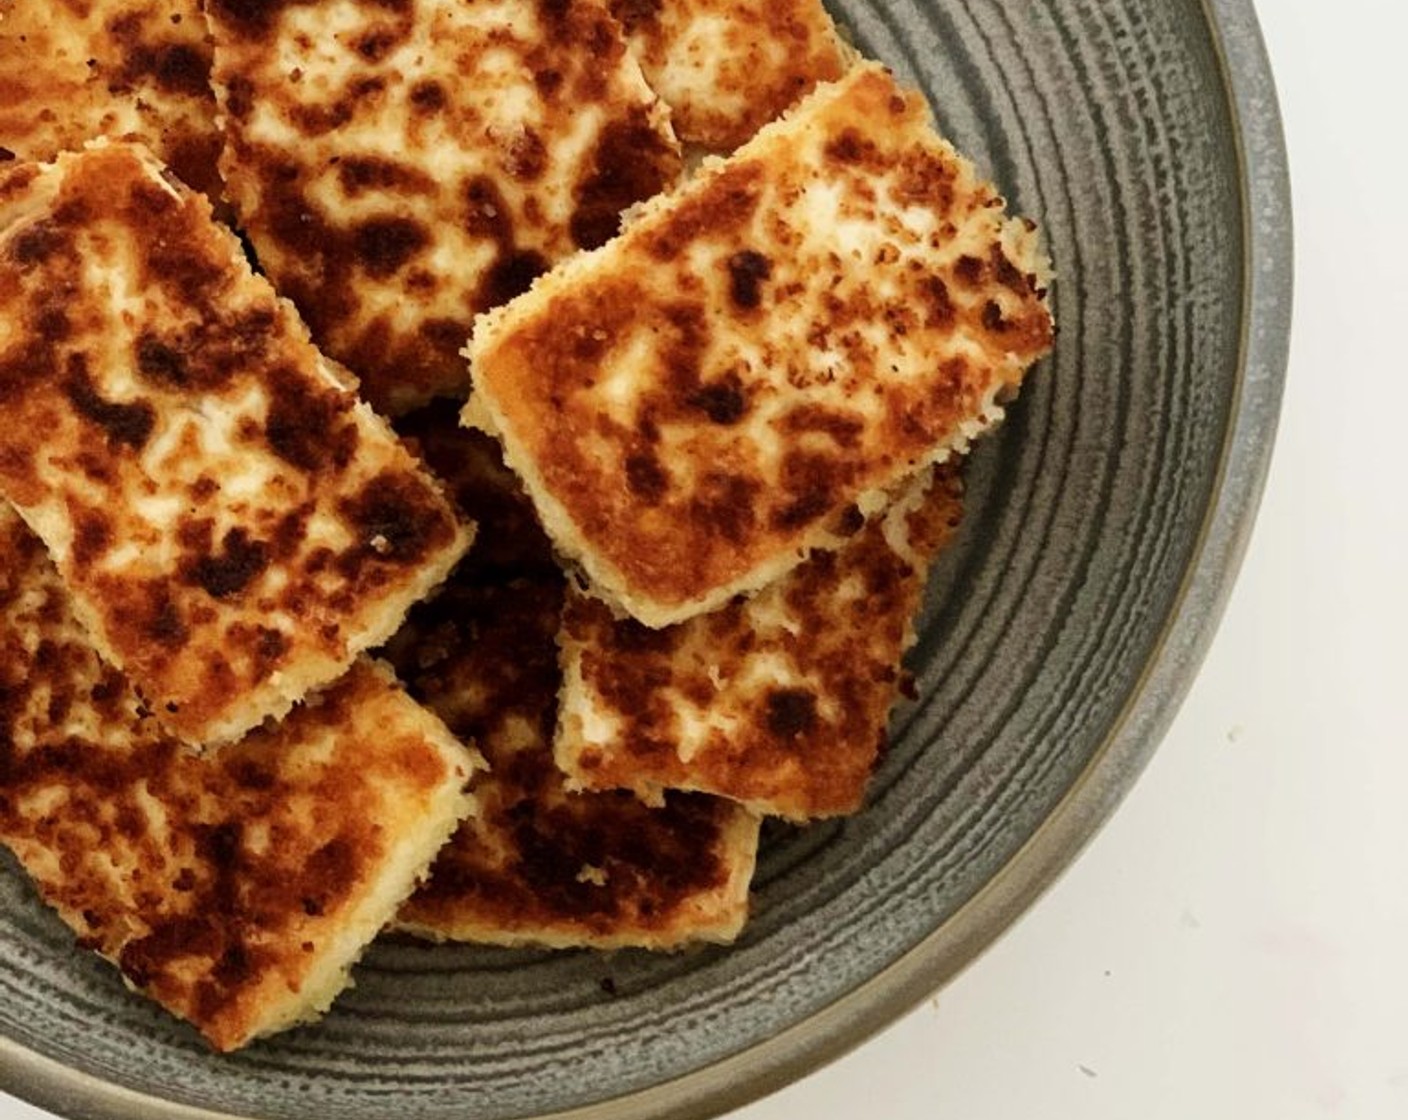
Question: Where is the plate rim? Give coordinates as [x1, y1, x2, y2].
[0, 0, 1291, 1117]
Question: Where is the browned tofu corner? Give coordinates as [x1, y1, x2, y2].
[0, 143, 471, 747]
[556, 464, 965, 821]
[0, 506, 482, 1052]
[207, 0, 683, 415]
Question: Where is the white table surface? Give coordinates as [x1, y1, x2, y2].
[5, 3, 1405, 1119]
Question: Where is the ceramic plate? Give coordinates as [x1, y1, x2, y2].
[0, 1, 1290, 1117]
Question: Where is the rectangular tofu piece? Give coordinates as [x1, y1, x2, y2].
[0, 0, 224, 206]
[465, 63, 1052, 628]
[207, 0, 682, 415]
[610, 0, 854, 150]
[557, 464, 964, 821]
[385, 408, 759, 949]
[0, 143, 471, 747]
[0, 505, 482, 1051]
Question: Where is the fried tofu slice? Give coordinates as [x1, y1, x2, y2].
[609, 0, 854, 151]
[0, 0, 224, 206]
[465, 63, 1053, 628]
[207, 0, 682, 416]
[0, 506, 482, 1052]
[0, 143, 470, 747]
[385, 408, 759, 949]
[557, 464, 963, 821]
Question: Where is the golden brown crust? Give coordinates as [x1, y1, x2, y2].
[0, 506, 479, 1051]
[207, 0, 682, 415]
[557, 464, 964, 820]
[386, 405, 758, 948]
[466, 64, 1053, 627]
[610, 0, 853, 150]
[0, 144, 470, 746]
[0, 0, 224, 208]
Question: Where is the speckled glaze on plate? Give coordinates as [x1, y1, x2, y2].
[0, 1, 1290, 1118]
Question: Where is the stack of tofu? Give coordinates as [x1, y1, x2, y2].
[0, 0, 1052, 1051]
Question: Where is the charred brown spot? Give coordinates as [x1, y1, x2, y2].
[255, 626, 289, 664]
[228, 758, 275, 791]
[954, 255, 983, 286]
[337, 157, 433, 197]
[337, 473, 453, 571]
[624, 451, 668, 504]
[464, 175, 513, 241]
[418, 316, 472, 357]
[72, 510, 114, 568]
[533, 67, 563, 97]
[771, 452, 843, 531]
[504, 128, 548, 182]
[288, 101, 354, 136]
[685, 375, 748, 425]
[536, 0, 572, 31]
[162, 128, 225, 202]
[10, 223, 64, 267]
[765, 688, 818, 738]
[211, 942, 254, 987]
[992, 248, 1030, 293]
[263, 369, 358, 472]
[825, 128, 875, 165]
[459, 177, 550, 309]
[780, 404, 864, 447]
[726, 249, 772, 311]
[353, 18, 409, 62]
[571, 112, 679, 250]
[609, 0, 663, 32]
[836, 504, 867, 536]
[135, 335, 189, 388]
[116, 41, 212, 99]
[0, 341, 50, 407]
[770, 480, 827, 527]
[409, 80, 445, 113]
[120, 915, 216, 989]
[63, 361, 155, 450]
[482, 250, 548, 308]
[176, 514, 212, 555]
[350, 76, 386, 100]
[35, 305, 70, 343]
[205, 0, 292, 38]
[353, 217, 429, 278]
[137, 218, 227, 301]
[223, 74, 255, 119]
[301, 836, 359, 914]
[982, 300, 1008, 332]
[183, 528, 270, 600]
[146, 590, 188, 649]
[125, 180, 181, 221]
[921, 276, 955, 329]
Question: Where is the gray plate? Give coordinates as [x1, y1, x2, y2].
[0, 1, 1290, 1117]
